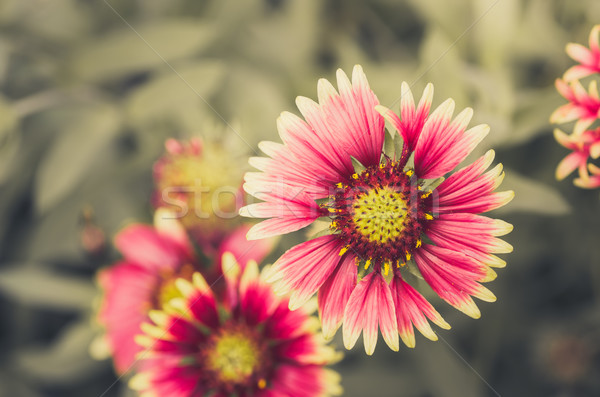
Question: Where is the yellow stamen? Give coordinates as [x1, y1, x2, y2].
[258, 379, 267, 389]
[416, 239, 422, 248]
[352, 173, 359, 179]
[383, 262, 390, 276]
[425, 213, 434, 220]
[405, 252, 411, 261]
[406, 169, 414, 177]
[379, 163, 385, 169]
[364, 258, 371, 270]
[396, 260, 400, 268]
[421, 191, 432, 198]
[330, 221, 338, 228]
[328, 208, 338, 213]
[336, 182, 344, 188]
[355, 257, 360, 266]
[339, 246, 349, 256]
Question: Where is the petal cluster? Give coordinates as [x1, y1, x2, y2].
[241, 65, 513, 354]
[131, 257, 342, 397]
[552, 25, 600, 189]
[96, 210, 272, 374]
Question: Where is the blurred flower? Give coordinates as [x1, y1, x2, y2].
[551, 79, 600, 135]
[130, 255, 342, 397]
[563, 25, 600, 82]
[240, 65, 513, 354]
[554, 127, 600, 184]
[96, 208, 272, 374]
[153, 137, 246, 252]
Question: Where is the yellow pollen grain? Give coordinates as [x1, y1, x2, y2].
[383, 262, 390, 276]
[364, 258, 372, 270]
[351, 186, 409, 244]
[258, 378, 267, 389]
[206, 332, 260, 384]
[339, 246, 349, 256]
[405, 252, 411, 261]
[336, 182, 344, 188]
[352, 173, 359, 179]
[416, 239, 422, 248]
[406, 169, 414, 177]
[425, 213, 434, 220]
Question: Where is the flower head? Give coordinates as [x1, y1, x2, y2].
[551, 79, 600, 134]
[96, 209, 273, 374]
[153, 137, 246, 249]
[564, 25, 600, 82]
[130, 255, 342, 397]
[554, 127, 600, 184]
[241, 65, 513, 354]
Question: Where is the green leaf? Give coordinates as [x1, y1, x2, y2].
[70, 19, 217, 82]
[16, 320, 105, 385]
[125, 61, 226, 128]
[0, 266, 96, 310]
[0, 96, 20, 184]
[34, 102, 121, 213]
[495, 170, 570, 215]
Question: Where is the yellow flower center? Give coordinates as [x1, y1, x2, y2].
[206, 331, 260, 384]
[351, 186, 409, 244]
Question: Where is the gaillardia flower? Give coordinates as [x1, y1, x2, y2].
[130, 255, 342, 397]
[554, 127, 600, 188]
[153, 137, 246, 250]
[240, 65, 513, 354]
[563, 24, 600, 82]
[96, 209, 272, 374]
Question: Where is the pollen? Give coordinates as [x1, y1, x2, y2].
[351, 186, 408, 244]
[328, 159, 433, 270]
[205, 330, 261, 384]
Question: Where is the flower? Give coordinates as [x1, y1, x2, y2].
[554, 127, 600, 185]
[240, 65, 513, 354]
[96, 209, 273, 374]
[130, 255, 342, 397]
[563, 25, 600, 82]
[551, 79, 600, 135]
[153, 137, 246, 251]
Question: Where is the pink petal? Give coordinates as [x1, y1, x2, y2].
[342, 272, 399, 355]
[270, 364, 332, 397]
[245, 217, 317, 240]
[390, 274, 450, 347]
[414, 245, 496, 319]
[564, 65, 596, 82]
[556, 151, 587, 180]
[269, 235, 344, 310]
[318, 253, 358, 339]
[414, 99, 489, 179]
[217, 224, 274, 269]
[436, 150, 513, 214]
[97, 263, 158, 373]
[115, 225, 187, 273]
[566, 43, 594, 65]
[426, 214, 513, 254]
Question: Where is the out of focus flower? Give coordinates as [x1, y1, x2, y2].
[130, 255, 342, 397]
[551, 79, 600, 134]
[563, 25, 600, 82]
[96, 209, 272, 374]
[153, 137, 246, 251]
[554, 128, 600, 183]
[552, 25, 600, 189]
[240, 65, 513, 354]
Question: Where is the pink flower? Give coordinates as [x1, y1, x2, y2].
[153, 137, 246, 251]
[551, 79, 600, 134]
[96, 209, 273, 374]
[564, 25, 600, 82]
[554, 127, 600, 182]
[575, 163, 600, 189]
[240, 65, 513, 354]
[130, 256, 342, 397]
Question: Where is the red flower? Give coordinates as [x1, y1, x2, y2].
[241, 66, 513, 354]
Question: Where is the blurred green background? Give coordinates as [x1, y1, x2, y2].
[1, 0, 600, 396]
